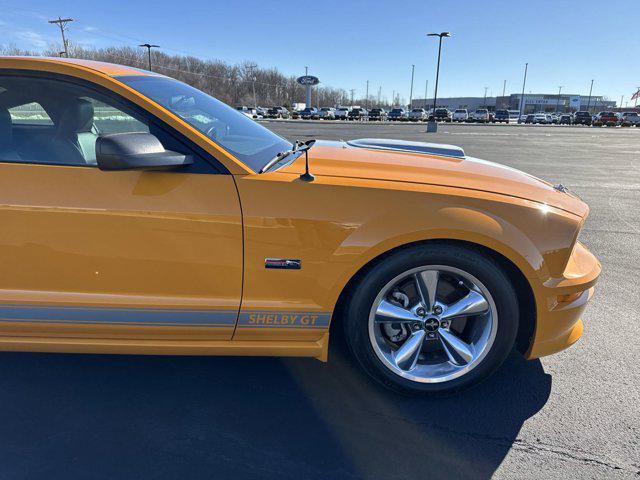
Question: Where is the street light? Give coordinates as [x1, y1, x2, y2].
[556, 86, 563, 113]
[427, 32, 451, 132]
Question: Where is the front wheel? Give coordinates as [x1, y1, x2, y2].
[343, 244, 519, 396]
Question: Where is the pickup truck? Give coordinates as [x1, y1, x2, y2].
[348, 108, 368, 121]
[493, 109, 510, 123]
[452, 109, 468, 122]
[430, 108, 452, 122]
[573, 111, 592, 125]
[266, 106, 290, 119]
[388, 108, 406, 121]
[408, 108, 427, 121]
[592, 111, 618, 127]
[619, 112, 640, 127]
[318, 107, 335, 120]
[368, 108, 387, 121]
[300, 107, 318, 120]
[334, 107, 350, 120]
[470, 108, 490, 123]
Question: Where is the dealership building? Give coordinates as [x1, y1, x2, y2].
[411, 94, 615, 113]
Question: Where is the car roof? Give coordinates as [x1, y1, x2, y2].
[0, 56, 155, 77]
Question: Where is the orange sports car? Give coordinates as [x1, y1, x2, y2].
[0, 57, 600, 395]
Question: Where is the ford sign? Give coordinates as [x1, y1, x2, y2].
[297, 75, 320, 86]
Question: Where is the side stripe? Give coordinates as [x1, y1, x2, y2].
[0, 305, 332, 329]
[0, 304, 237, 327]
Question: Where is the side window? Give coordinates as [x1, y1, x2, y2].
[0, 74, 215, 172]
[8, 102, 53, 126]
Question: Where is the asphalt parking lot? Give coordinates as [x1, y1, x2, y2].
[1, 122, 638, 479]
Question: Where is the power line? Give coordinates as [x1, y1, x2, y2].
[48, 16, 73, 57]
[139, 43, 160, 71]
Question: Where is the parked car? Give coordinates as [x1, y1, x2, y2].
[256, 107, 269, 118]
[388, 108, 406, 121]
[592, 111, 618, 127]
[452, 109, 468, 122]
[524, 114, 535, 124]
[368, 108, 387, 121]
[518, 114, 528, 124]
[408, 108, 428, 121]
[559, 114, 573, 125]
[300, 107, 318, 120]
[430, 108, 452, 122]
[550, 113, 559, 124]
[493, 109, 510, 123]
[573, 111, 592, 126]
[470, 108, 490, 123]
[0, 56, 601, 396]
[348, 107, 368, 121]
[318, 107, 336, 120]
[334, 106, 351, 120]
[620, 112, 640, 127]
[266, 106, 290, 119]
[531, 113, 550, 124]
[237, 107, 260, 119]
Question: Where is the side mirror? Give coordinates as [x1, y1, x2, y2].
[96, 133, 193, 171]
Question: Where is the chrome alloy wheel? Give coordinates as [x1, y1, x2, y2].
[368, 265, 498, 384]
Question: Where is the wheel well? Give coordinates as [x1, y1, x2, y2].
[330, 239, 536, 355]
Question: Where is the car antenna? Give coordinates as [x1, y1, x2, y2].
[299, 139, 316, 182]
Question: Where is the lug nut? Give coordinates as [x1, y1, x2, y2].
[416, 307, 426, 317]
[413, 322, 422, 331]
[440, 321, 448, 328]
[433, 305, 443, 315]
[427, 332, 436, 338]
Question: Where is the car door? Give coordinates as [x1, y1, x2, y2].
[0, 72, 242, 342]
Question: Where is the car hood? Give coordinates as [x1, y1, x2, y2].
[278, 139, 587, 217]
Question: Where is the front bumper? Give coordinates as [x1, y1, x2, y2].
[526, 241, 601, 359]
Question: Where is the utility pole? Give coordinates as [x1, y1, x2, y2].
[139, 44, 160, 71]
[424, 79, 429, 108]
[586, 79, 594, 113]
[350, 89, 355, 105]
[502, 79, 506, 98]
[392, 90, 395, 107]
[635, 87, 640, 107]
[483, 86, 488, 108]
[48, 17, 73, 57]
[620, 95, 624, 111]
[377, 86, 381, 106]
[519, 63, 528, 115]
[556, 85, 563, 113]
[365, 80, 369, 109]
[247, 63, 258, 109]
[409, 64, 415, 109]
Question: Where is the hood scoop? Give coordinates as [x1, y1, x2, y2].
[347, 138, 465, 159]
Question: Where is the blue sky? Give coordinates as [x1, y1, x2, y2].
[1, 0, 639, 105]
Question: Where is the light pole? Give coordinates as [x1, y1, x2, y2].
[556, 85, 563, 113]
[427, 32, 451, 132]
[139, 44, 160, 71]
[424, 79, 429, 108]
[483, 86, 488, 108]
[365, 80, 369, 109]
[586, 79, 594, 113]
[519, 63, 528, 116]
[409, 64, 415, 109]
[247, 63, 258, 109]
[634, 87, 640, 107]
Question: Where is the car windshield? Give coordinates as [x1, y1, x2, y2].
[391, 109, 403, 113]
[116, 75, 291, 172]
[455, 109, 466, 113]
[476, 109, 487, 114]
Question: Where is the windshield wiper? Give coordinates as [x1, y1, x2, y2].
[259, 140, 308, 174]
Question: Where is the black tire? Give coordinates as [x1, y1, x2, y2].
[343, 243, 519, 396]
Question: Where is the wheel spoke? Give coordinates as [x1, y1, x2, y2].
[440, 291, 489, 320]
[375, 300, 416, 324]
[394, 330, 426, 371]
[415, 270, 439, 310]
[439, 329, 474, 365]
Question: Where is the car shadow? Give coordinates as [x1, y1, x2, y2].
[0, 338, 550, 480]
